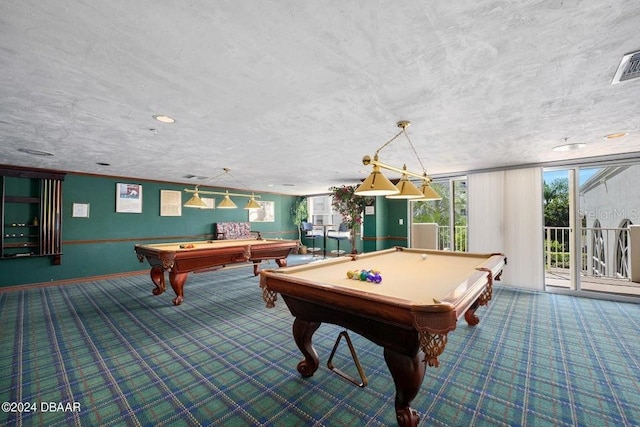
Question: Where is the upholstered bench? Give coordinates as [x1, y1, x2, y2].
[214, 222, 261, 240]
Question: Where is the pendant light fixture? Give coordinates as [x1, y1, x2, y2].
[354, 121, 440, 200]
[183, 168, 262, 209]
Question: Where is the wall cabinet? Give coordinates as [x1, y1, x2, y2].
[1, 167, 65, 264]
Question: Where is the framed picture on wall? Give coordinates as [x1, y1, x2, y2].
[201, 197, 216, 209]
[160, 190, 182, 216]
[72, 203, 90, 218]
[116, 183, 143, 213]
[249, 201, 275, 222]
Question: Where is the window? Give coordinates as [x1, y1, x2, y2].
[308, 195, 342, 226]
[411, 178, 467, 251]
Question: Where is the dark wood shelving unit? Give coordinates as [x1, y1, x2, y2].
[5, 196, 41, 204]
[0, 167, 65, 264]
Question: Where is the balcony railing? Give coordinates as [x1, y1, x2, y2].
[431, 225, 629, 281]
[437, 225, 468, 252]
[545, 226, 630, 280]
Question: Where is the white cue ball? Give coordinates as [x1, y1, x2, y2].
[421, 254, 427, 260]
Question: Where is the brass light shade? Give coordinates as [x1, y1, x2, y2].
[386, 165, 424, 199]
[354, 164, 400, 196]
[386, 177, 424, 199]
[244, 194, 261, 209]
[415, 181, 442, 201]
[217, 191, 238, 209]
[183, 192, 208, 208]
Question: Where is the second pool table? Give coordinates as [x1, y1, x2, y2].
[259, 247, 506, 427]
[135, 238, 297, 306]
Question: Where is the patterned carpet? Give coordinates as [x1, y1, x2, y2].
[1, 255, 639, 426]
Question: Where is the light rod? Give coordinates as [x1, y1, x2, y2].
[184, 186, 261, 198]
[362, 155, 430, 182]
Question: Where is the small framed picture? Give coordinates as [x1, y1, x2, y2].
[116, 183, 143, 213]
[72, 203, 90, 218]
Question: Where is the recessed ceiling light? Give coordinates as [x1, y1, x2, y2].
[17, 148, 54, 156]
[153, 115, 175, 123]
[604, 132, 629, 139]
[552, 143, 586, 152]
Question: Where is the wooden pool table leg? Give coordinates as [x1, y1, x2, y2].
[384, 348, 425, 427]
[253, 258, 289, 276]
[464, 279, 493, 326]
[149, 266, 166, 296]
[464, 300, 482, 326]
[292, 318, 321, 377]
[168, 270, 188, 306]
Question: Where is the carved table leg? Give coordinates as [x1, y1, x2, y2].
[276, 258, 287, 268]
[384, 348, 425, 427]
[465, 272, 493, 325]
[261, 284, 278, 308]
[149, 266, 166, 296]
[292, 318, 321, 377]
[168, 270, 188, 306]
[253, 262, 261, 276]
[464, 299, 481, 326]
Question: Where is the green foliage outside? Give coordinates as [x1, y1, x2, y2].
[545, 239, 570, 266]
[544, 178, 569, 227]
[413, 181, 467, 250]
[413, 182, 451, 224]
[544, 177, 571, 269]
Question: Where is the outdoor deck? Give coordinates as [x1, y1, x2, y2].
[545, 267, 640, 296]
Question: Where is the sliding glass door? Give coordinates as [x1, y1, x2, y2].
[544, 164, 640, 297]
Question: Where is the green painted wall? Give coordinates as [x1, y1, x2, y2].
[362, 196, 409, 251]
[1, 173, 299, 287]
[1, 170, 414, 287]
[385, 199, 410, 247]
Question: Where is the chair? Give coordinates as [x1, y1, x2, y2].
[327, 223, 350, 256]
[301, 222, 323, 256]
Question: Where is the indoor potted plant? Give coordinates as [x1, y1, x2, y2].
[329, 185, 366, 253]
[290, 196, 308, 254]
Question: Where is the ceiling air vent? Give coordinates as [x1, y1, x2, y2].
[611, 51, 640, 84]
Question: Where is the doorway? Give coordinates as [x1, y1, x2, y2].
[543, 164, 640, 297]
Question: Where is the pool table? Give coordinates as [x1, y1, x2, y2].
[259, 247, 506, 427]
[135, 238, 297, 306]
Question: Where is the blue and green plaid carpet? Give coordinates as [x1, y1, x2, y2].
[1, 255, 639, 426]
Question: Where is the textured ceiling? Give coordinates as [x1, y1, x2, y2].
[1, 1, 640, 195]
